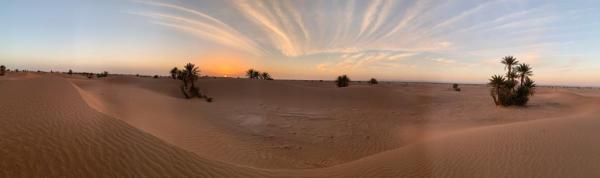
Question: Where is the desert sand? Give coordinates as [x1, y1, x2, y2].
[2, 71, 600, 177]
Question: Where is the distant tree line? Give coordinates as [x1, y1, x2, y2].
[334, 75, 380, 88]
[245, 69, 273, 80]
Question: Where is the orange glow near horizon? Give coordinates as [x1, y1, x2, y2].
[193, 52, 251, 77]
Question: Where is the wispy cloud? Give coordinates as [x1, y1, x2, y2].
[234, 0, 303, 56]
[431, 58, 456, 65]
[130, 0, 597, 81]
[316, 51, 418, 72]
[131, 0, 265, 56]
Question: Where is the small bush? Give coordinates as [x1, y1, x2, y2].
[154, 75, 158, 79]
[0, 65, 5, 76]
[368, 78, 378, 85]
[68, 69, 73, 75]
[96, 71, 109, 78]
[452, 83, 461, 92]
[335, 75, 350, 87]
[205, 97, 213, 102]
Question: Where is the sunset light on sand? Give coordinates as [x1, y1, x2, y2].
[3, 0, 600, 177]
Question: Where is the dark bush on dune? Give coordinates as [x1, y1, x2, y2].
[453, 83, 461, 92]
[68, 69, 73, 75]
[96, 71, 109, 78]
[368, 78, 378, 85]
[0, 65, 5, 76]
[488, 56, 536, 106]
[335, 75, 350, 87]
[154, 75, 159, 79]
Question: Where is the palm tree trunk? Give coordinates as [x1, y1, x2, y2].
[490, 89, 498, 105]
[496, 86, 501, 105]
[520, 75, 524, 86]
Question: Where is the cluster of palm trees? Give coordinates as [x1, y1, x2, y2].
[169, 63, 212, 102]
[336, 75, 351, 87]
[488, 56, 536, 106]
[335, 75, 380, 87]
[0, 65, 5, 76]
[245, 69, 273, 80]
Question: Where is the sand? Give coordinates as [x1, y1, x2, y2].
[2, 71, 600, 177]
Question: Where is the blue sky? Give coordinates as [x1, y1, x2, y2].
[1, 0, 600, 85]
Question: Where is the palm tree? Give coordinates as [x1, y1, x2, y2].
[501, 56, 518, 80]
[522, 77, 537, 96]
[261, 72, 272, 80]
[246, 69, 256, 79]
[488, 75, 506, 105]
[170, 67, 178, 79]
[183, 63, 199, 89]
[515, 63, 533, 85]
[176, 69, 187, 87]
[506, 71, 519, 87]
[0, 65, 5, 76]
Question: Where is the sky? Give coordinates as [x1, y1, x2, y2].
[1, 0, 600, 86]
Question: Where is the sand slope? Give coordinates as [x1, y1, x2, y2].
[0, 76, 267, 177]
[69, 75, 594, 170]
[3, 73, 600, 177]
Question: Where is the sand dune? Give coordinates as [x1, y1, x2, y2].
[69, 75, 594, 169]
[0, 75, 268, 177]
[3, 73, 600, 177]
